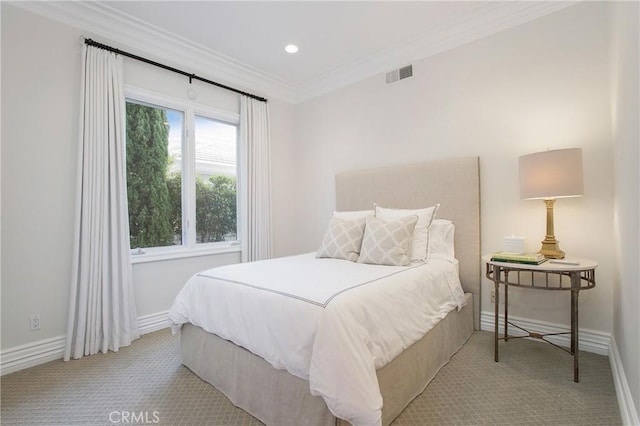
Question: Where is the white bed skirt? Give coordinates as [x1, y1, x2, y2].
[180, 293, 473, 426]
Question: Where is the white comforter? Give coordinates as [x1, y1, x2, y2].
[169, 253, 466, 426]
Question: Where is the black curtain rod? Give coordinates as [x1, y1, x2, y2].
[84, 38, 267, 103]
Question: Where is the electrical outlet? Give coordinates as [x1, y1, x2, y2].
[29, 315, 41, 331]
[490, 289, 496, 303]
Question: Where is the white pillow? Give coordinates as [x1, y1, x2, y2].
[333, 209, 374, 220]
[316, 216, 366, 262]
[358, 215, 418, 266]
[429, 219, 455, 260]
[374, 204, 439, 262]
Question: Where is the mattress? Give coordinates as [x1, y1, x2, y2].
[169, 253, 466, 426]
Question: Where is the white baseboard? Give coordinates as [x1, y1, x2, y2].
[1, 311, 171, 376]
[609, 336, 640, 426]
[480, 310, 611, 356]
[0, 335, 68, 376]
[137, 310, 170, 335]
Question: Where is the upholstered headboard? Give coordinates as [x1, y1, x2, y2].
[335, 157, 481, 329]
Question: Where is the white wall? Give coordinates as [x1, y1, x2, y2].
[0, 4, 295, 351]
[269, 99, 298, 257]
[2, 5, 80, 350]
[0, 4, 4, 349]
[287, 2, 615, 334]
[611, 1, 640, 421]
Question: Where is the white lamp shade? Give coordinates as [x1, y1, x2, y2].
[519, 148, 584, 200]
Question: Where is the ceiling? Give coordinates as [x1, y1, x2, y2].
[103, 1, 486, 86]
[15, 1, 575, 102]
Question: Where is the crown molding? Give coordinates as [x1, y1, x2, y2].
[9, 1, 577, 104]
[291, 1, 578, 103]
[9, 1, 296, 103]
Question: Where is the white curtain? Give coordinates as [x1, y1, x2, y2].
[64, 45, 139, 361]
[239, 96, 273, 262]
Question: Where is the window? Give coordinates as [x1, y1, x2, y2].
[194, 115, 238, 243]
[125, 89, 240, 260]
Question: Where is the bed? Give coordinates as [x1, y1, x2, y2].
[171, 156, 481, 426]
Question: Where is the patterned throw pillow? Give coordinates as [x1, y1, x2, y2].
[375, 204, 439, 263]
[316, 216, 367, 262]
[358, 215, 418, 266]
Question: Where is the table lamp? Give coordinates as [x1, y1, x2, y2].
[519, 148, 584, 259]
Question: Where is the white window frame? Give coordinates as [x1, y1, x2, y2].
[124, 86, 241, 264]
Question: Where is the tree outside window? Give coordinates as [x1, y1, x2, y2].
[125, 101, 238, 251]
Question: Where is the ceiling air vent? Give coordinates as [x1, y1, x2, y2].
[386, 65, 413, 84]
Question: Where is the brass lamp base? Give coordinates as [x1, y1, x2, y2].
[539, 199, 566, 259]
[539, 237, 565, 259]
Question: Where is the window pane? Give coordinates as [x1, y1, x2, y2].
[126, 102, 183, 249]
[194, 115, 237, 243]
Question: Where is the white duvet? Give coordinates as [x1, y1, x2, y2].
[169, 253, 466, 426]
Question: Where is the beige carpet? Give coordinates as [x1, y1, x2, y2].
[1, 330, 621, 425]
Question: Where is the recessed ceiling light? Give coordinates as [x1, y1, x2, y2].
[285, 44, 299, 54]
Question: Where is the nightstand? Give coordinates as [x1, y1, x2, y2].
[482, 256, 597, 382]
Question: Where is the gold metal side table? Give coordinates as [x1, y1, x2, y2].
[483, 256, 597, 382]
